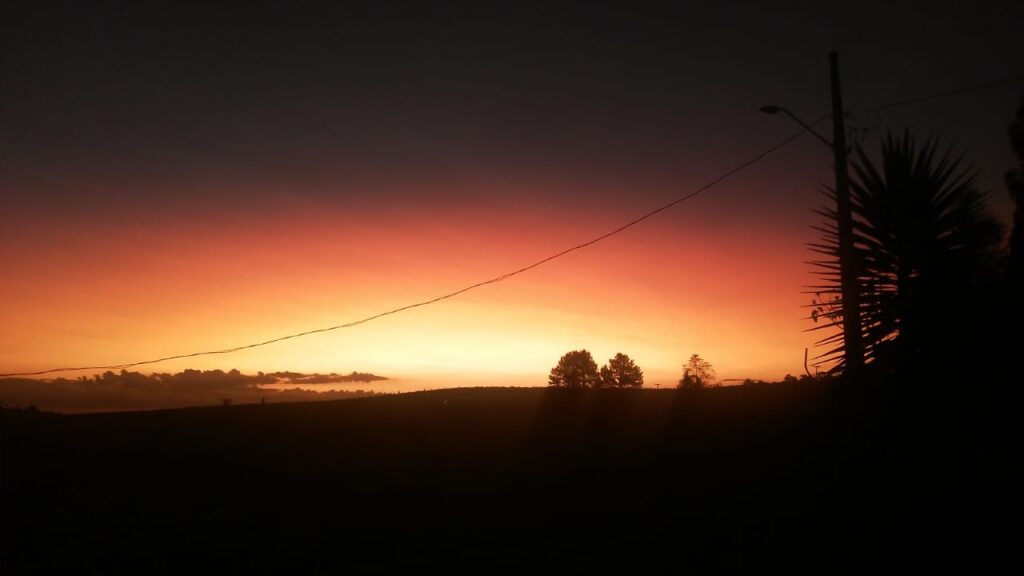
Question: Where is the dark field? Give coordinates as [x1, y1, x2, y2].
[0, 383, 1015, 573]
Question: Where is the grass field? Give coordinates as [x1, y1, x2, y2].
[0, 383, 1013, 572]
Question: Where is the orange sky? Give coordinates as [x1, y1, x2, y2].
[1, 179, 821, 386]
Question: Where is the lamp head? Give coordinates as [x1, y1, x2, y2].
[759, 105, 782, 115]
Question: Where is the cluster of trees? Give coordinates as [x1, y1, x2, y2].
[38, 369, 388, 389]
[0, 369, 385, 413]
[548, 351, 644, 388]
[548, 351, 717, 389]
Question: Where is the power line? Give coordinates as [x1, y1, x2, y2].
[868, 74, 1024, 112]
[0, 130, 808, 378]
[844, 74, 1024, 145]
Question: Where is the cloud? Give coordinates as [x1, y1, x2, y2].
[278, 372, 388, 385]
[0, 369, 386, 413]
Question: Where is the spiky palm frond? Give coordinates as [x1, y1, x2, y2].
[809, 130, 996, 372]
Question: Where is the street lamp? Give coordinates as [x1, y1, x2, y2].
[761, 51, 863, 379]
[758, 106, 833, 148]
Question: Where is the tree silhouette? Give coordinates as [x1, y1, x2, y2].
[1006, 95, 1024, 289]
[548, 350, 600, 388]
[678, 354, 715, 389]
[810, 130, 1003, 371]
[599, 353, 644, 388]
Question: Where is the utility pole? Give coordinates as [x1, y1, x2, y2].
[829, 51, 863, 378]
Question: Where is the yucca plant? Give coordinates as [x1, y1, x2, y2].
[808, 130, 1001, 373]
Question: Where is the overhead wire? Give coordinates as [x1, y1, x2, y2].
[868, 74, 1024, 112]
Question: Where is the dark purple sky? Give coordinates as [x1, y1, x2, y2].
[3, 1, 1022, 220]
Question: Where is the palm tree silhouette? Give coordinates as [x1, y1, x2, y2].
[809, 130, 1001, 372]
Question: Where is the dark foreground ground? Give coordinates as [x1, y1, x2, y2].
[0, 382, 1017, 573]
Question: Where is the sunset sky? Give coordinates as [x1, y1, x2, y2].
[2, 1, 1021, 386]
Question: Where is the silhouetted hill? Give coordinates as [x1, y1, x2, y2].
[0, 383, 1013, 572]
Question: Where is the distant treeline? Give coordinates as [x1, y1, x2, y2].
[0, 368, 387, 413]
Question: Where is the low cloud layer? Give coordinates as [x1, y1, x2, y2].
[0, 369, 387, 413]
